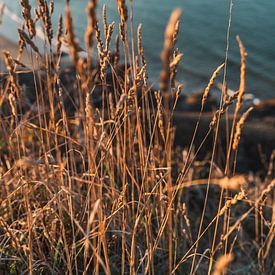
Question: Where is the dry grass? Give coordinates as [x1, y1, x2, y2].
[0, 1, 274, 274]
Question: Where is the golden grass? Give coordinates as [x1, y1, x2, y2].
[0, 1, 274, 274]
[213, 253, 234, 275]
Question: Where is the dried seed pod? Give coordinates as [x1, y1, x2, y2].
[85, 0, 97, 50]
[119, 23, 126, 43]
[18, 29, 40, 55]
[18, 28, 26, 55]
[65, 1, 79, 65]
[236, 36, 247, 114]
[140, 48, 148, 86]
[159, 9, 182, 93]
[213, 254, 234, 275]
[109, 93, 115, 119]
[209, 91, 239, 129]
[219, 191, 245, 216]
[169, 52, 183, 69]
[154, 91, 165, 142]
[259, 179, 275, 202]
[2, 51, 21, 96]
[232, 107, 253, 150]
[219, 175, 247, 190]
[56, 15, 63, 59]
[19, 0, 36, 38]
[173, 20, 180, 46]
[102, 4, 108, 38]
[105, 22, 115, 53]
[116, 0, 128, 24]
[49, 0, 54, 15]
[175, 84, 183, 102]
[202, 63, 224, 108]
[170, 51, 183, 88]
[95, 23, 106, 81]
[42, 1, 53, 44]
[137, 24, 142, 55]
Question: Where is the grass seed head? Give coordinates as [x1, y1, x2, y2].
[19, 0, 36, 38]
[116, 0, 128, 24]
[85, 0, 97, 50]
[213, 254, 234, 275]
[160, 8, 182, 93]
[236, 36, 247, 114]
[232, 107, 253, 150]
[202, 63, 224, 108]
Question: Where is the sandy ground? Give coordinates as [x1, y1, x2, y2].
[0, 34, 35, 70]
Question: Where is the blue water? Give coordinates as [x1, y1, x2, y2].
[1, 0, 275, 99]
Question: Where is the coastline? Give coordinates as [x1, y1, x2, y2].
[1, 32, 275, 168]
[0, 3, 29, 68]
[0, 3, 274, 273]
[2, 1, 275, 99]
[0, 34, 34, 69]
[0, 3, 68, 70]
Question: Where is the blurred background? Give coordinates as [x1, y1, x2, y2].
[1, 0, 275, 99]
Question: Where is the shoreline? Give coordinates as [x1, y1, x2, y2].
[0, 3, 274, 274]
[0, 3, 68, 69]
[0, 34, 34, 69]
[1, 1, 275, 99]
[1, 33, 275, 170]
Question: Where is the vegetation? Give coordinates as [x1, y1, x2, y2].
[0, 0, 274, 274]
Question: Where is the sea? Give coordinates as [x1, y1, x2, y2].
[1, 0, 275, 99]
